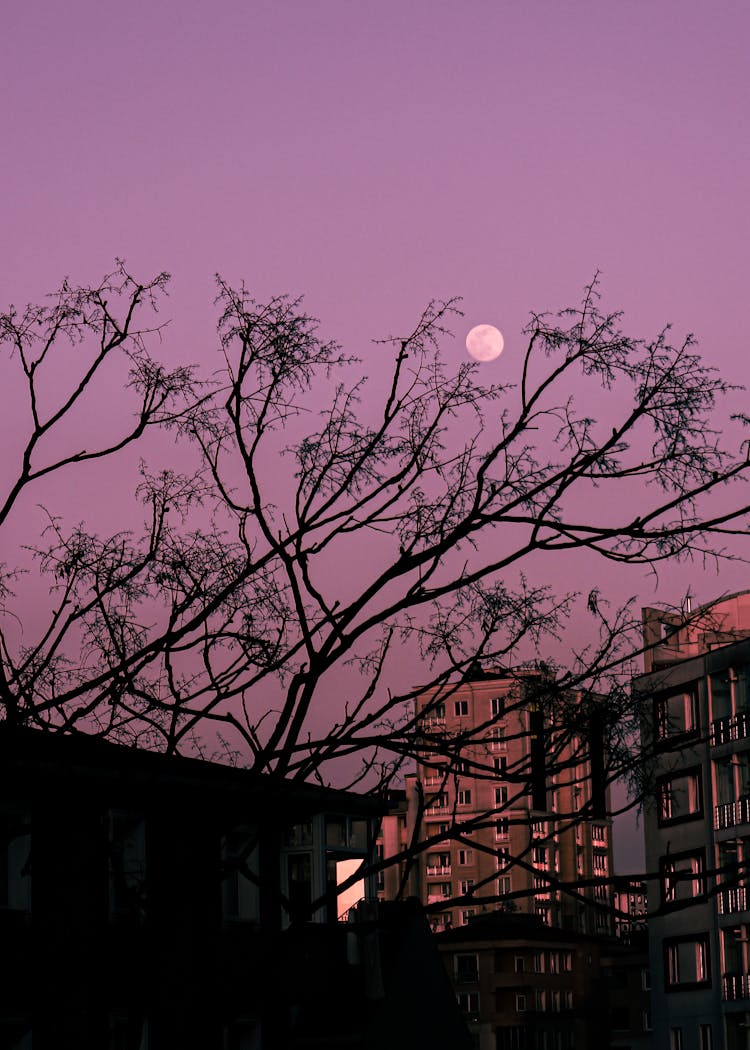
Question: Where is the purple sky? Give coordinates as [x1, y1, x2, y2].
[4, 1, 750, 870]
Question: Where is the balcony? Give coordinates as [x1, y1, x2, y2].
[426, 864, 452, 876]
[712, 712, 750, 747]
[723, 973, 750, 1000]
[718, 887, 749, 915]
[715, 796, 750, 831]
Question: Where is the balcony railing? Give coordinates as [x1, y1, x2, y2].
[718, 887, 749, 915]
[712, 712, 750, 747]
[426, 864, 452, 876]
[723, 973, 750, 1000]
[715, 795, 750, 831]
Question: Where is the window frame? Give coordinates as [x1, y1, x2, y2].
[656, 767, 704, 827]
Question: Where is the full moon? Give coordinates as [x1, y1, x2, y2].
[466, 324, 504, 362]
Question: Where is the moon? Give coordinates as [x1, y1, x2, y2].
[466, 324, 504, 362]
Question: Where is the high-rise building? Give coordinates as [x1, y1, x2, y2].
[407, 667, 615, 936]
[637, 592, 750, 1050]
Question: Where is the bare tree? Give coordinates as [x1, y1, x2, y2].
[1, 262, 748, 859]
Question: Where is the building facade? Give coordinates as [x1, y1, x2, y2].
[411, 669, 615, 937]
[637, 593, 750, 1050]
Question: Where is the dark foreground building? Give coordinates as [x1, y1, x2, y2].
[0, 726, 471, 1050]
[436, 912, 652, 1050]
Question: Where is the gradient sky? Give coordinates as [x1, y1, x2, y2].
[3, 0, 750, 869]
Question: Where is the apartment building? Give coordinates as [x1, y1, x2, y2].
[636, 592, 750, 1050]
[412, 668, 615, 936]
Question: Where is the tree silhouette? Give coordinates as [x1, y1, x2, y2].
[1, 262, 748, 867]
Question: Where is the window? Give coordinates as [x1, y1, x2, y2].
[658, 769, 702, 824]
[495, 786, 509, 806]
[488, 727, 506, 752]
[429, 793, 448, 810]
[454, 700, 469, 717]
[491, 696, 505, 718]
[533, 846, 549, 867]
[461, 909, 475, 925]
[222, 827, 260, 922]
[495, 756, 508, 775]
[109, 1013, 149, 1050]
[458, 790, 472, 806]
[515, 993, 527, 1012]
[593, 851, 607, 873]
[535, 902, 551, 924]
[699, 1024, 713, 1050]
[514, 955, 525, 973]
[458, 848, 474, 865]
[495, 818, 510, 839]
[535, 989, 546, 1011]
[426, 851, 451, 873]
[457, 991, 480, 1015]
[592, 824, 606, 843]
[497, 875, 511, 895]
[496, 848, 510, 868]
[670, 1028, 683, 1050]
[109, 810, 146, 919]
[655, 687, 699, 742]
[661, 849, 706, 906]
[664, 936, 711, 988]
[455, 953, 479, 983]
[534, 951, 545, 973]
[562, 951, 573, 972]
[459, 878, 475, 895]
[0, 810, 31, 911]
